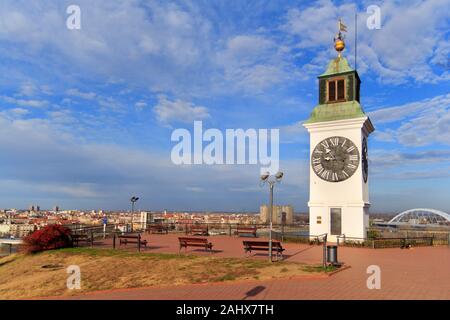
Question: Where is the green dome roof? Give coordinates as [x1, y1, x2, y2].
[320, 56, 353, 77]
[304, 100, 365, 124]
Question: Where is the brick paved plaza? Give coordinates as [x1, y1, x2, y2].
[61, 233, 450, 300]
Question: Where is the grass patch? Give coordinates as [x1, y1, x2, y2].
[52, 248, 198, 260]
[302, 265, 338, 273]
[0, 247, 331, 299]
[216, 274, 237, 282]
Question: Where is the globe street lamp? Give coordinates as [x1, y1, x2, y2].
[130, 196, 139, 232]
[260, 171, 283, 262]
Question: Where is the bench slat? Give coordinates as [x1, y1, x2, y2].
[178, 237, 213, 252]
[242, 241, 285, 260]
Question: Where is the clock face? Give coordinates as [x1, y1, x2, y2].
[362, 137, 368, 183]
[312, 136, 360, 182]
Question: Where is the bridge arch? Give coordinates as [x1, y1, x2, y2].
[388, 208, 450, 225]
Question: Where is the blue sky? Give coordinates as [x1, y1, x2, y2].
[0, 0, 449, 213]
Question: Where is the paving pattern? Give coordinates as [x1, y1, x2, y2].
[63, 234, 449, 300]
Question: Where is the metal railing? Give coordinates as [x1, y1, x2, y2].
[139, 222, 309, 238]
[337, 234, 435, 248]
[316, 233, 328, 267]
[368, 227, 449, 245]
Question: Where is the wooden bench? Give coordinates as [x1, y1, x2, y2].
[188, 225, 208, 236]
[178, 237, 213, 253]
[117, 234, 147, 251]
[243, 240, 285, 260]
[146, 224, 169, 234]
[71, 233, 93, 247]
[236, 226, 257, 237]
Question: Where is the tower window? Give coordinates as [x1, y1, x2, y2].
[327, 78, 345, 102]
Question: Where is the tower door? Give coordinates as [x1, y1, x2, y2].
[330, 208, 342, 235]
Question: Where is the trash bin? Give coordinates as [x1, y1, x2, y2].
[327, 245, 338, 265]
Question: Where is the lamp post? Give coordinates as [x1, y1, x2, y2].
[130, 196, 139, 232]
[260, 171, 283, 262]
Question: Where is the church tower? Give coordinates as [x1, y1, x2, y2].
[303, 20, 375, 242]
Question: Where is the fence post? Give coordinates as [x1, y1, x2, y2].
[323, 235, 327, 268]
[90, 232, 94, 248]
[113, 233, 116, 249]
[138, 234, 141, 252]
[229, 224, 231, 236]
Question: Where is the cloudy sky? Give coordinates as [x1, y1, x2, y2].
[0, 0, 449, 213]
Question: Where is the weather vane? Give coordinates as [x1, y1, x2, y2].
[334, 18, 347, 57]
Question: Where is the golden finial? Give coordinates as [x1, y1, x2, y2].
[334, 18, 347, 56]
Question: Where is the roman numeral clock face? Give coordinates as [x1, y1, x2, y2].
[312, 136, 360, 182]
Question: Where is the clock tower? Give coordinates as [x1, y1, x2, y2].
[303, 21, 374, 242]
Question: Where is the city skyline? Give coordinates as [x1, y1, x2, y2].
[1, 0, 449, 213]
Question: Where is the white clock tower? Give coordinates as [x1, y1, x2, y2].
[303, 22, 374, 242]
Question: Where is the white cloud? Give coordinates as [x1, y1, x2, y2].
[19, 83, 36, 96]
[35, 183, 101, 198]
[369, 94, 450, 124]
[66, 88, 96, 100]
[279, 121, 308, 144]
[7, 108, 29, 116]
[216, 34, 291, 92]
[283, 1, 351, 49]
[221, 35, 274, 63]
[282, 0, 450, 84]
[135, 101, 147, 108]
[361, 0, 450, 84]
[371, 149, 450, 168]
[0, 1, 215, 96]
[1, 95, 48, 108]
[153, 95, 210, 124]
[370, 94, 450, 146]
[185, 187, 205, 193]
[0, 111, 309, 210]
[98, 97, 123, 112]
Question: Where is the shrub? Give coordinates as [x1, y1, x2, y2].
[367, 229, 381, 239]
[23, 224, 72, 254]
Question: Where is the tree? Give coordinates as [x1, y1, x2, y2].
[23, 224, 72, 253]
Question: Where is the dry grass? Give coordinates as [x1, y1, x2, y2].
[0, 248, 330, 299]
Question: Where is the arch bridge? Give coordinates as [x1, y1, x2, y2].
[388, 208, 450, 226]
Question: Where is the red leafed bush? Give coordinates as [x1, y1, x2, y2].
[24, 224, 72, 253]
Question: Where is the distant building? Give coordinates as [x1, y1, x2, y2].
[28, 205, 40, 212]
[260, 205, 294, 224]
[5, 223, 36, 238]
[0, 224, 11, 237]
[140, 211, 154, 229]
